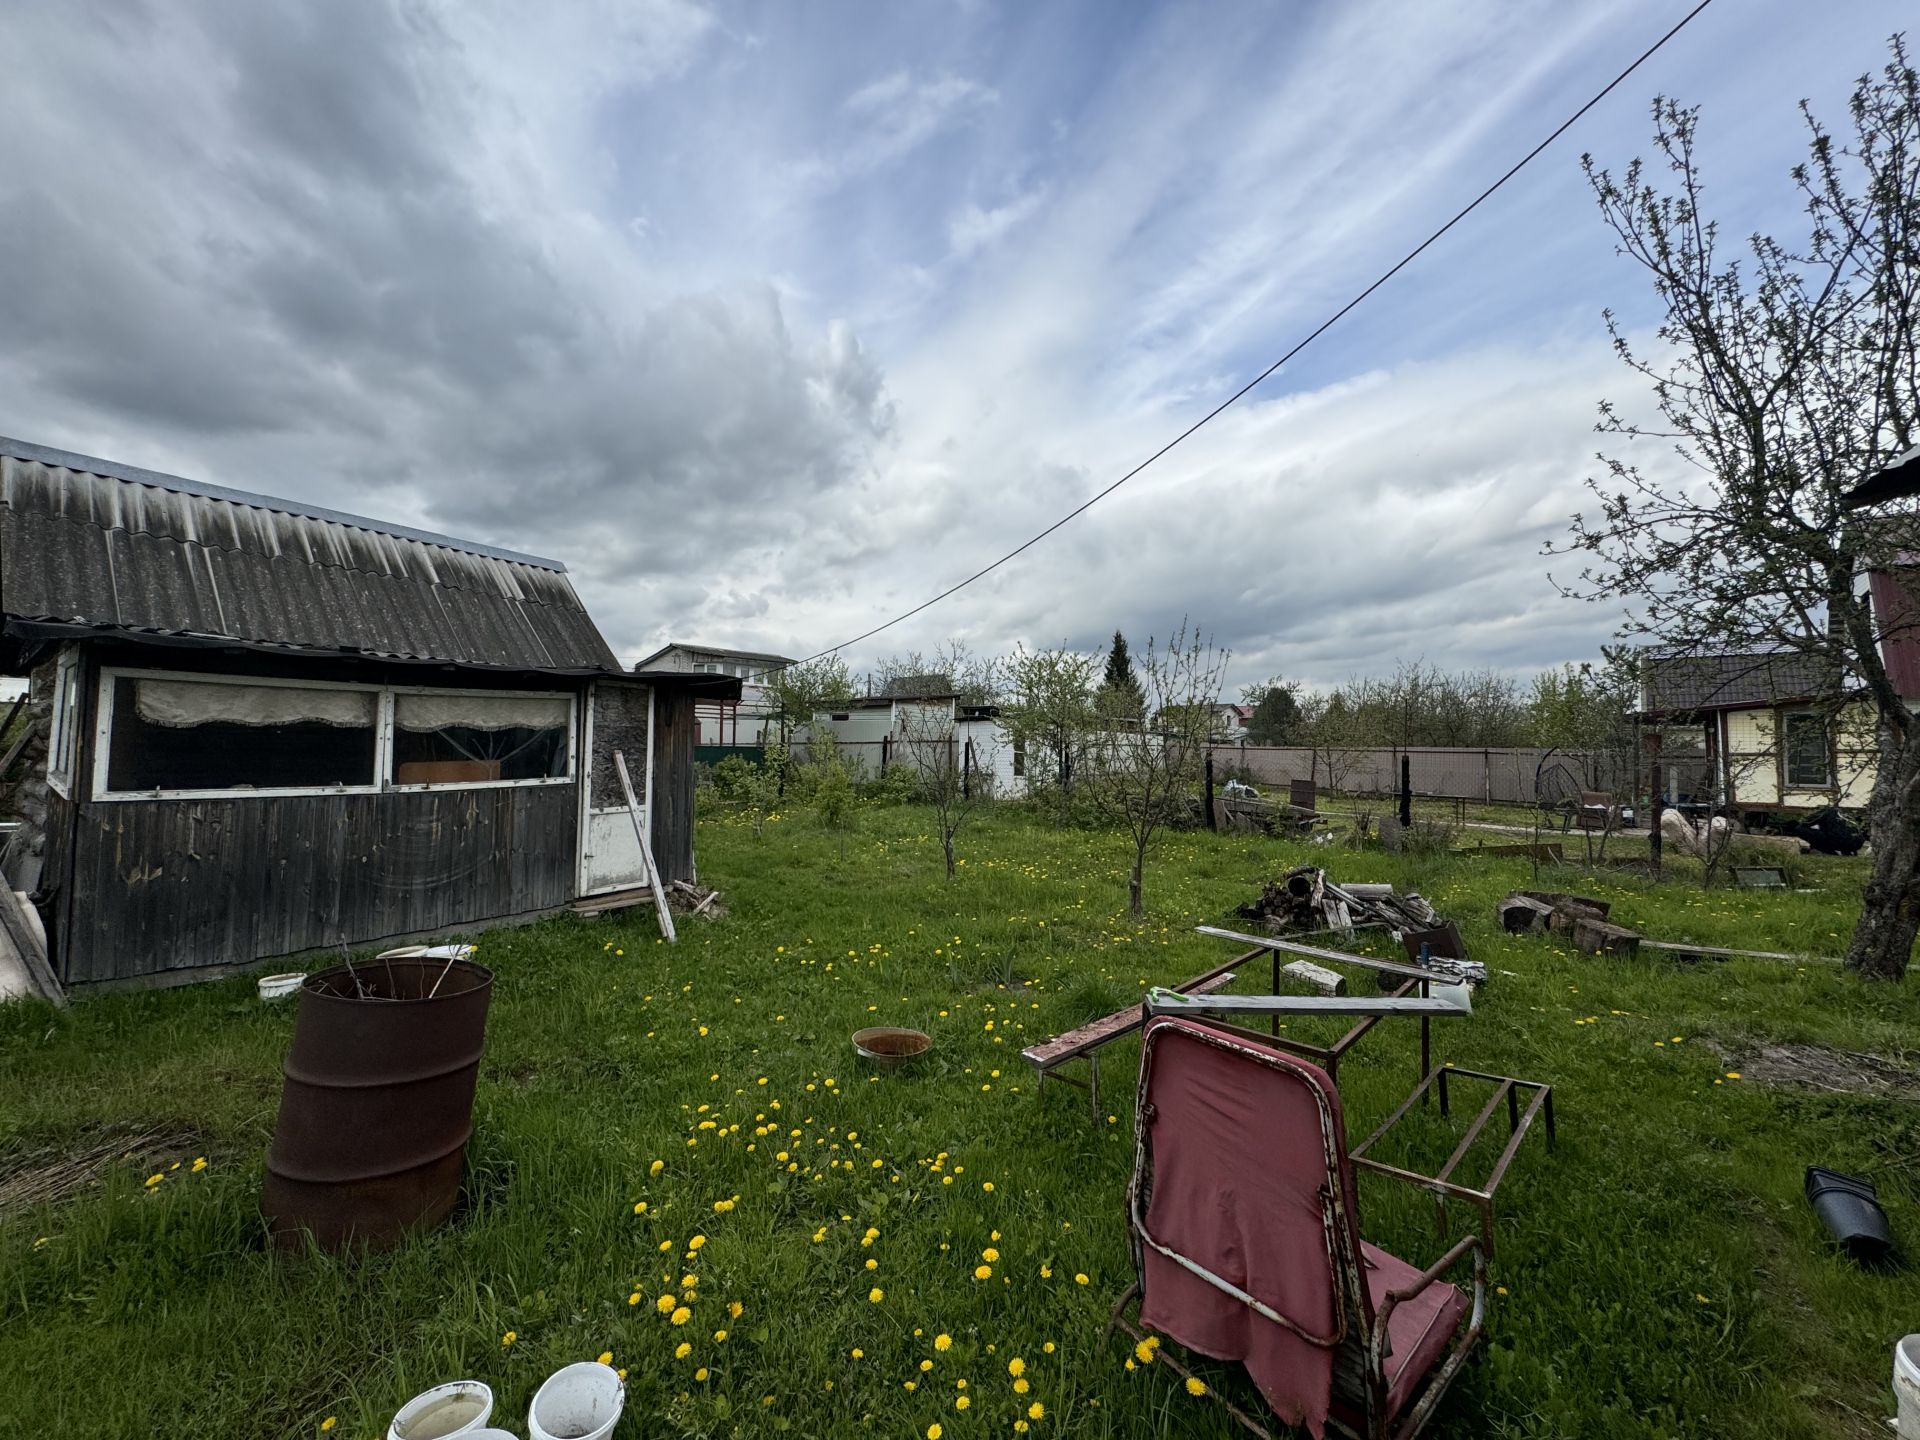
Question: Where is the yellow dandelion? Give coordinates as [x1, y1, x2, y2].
[1185, 1376, 1207, 1397]
[695, 1367, 709, 1382]
[920, 1359, 934, 1372]
[934, 1333, 952, 1351]
[974, 1264, 992, 1281]
[1074, 1273, 1089, 1285]
[715, 1329, 729, 1342]
[1008, 1357, 1025, 1377]
[633, 1201, 647, 1214]
[320, 1420, 336, 1434]
[1134, 1339, 1156, 1364]
[1014, 1377, 1030, 1394]
[869, 1287, 884, 1303]
[729, 1301, 744, 1319]
[670, 1306, 692, 1326]
[689, 1235, 707, 1250]
[955, 1396, 971, 1411]
[656, 1295, 675, 1314]
[928, 1426, 943, 1440]
[502, 1331, 517, 1346]
[982, 1247, 1000, 1263]
[650, 1159, 665, 1176]
[675, 1341, 692, 1359]
[1029, 1401, 1046, 1418]
[597, 1351, 613, 1366]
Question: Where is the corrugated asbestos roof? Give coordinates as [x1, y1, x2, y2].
[1639, 651, 1833, 714]
[0, 438, 621, 674]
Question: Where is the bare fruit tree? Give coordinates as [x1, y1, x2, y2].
[1555, 40, 1920, 978]
[897, 701, 997, 878]
[1085, 621, 1230, 915]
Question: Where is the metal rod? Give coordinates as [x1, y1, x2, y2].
[1146, 988, 1472, 1019]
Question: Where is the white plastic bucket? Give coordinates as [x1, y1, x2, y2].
[388, 1380, 494, 1440]
[257, 972, 306, 1002]
[528, 1362, 624, 1440]
[465, 1432, 521, 1440]
[1896, 1335, 1920, 1440]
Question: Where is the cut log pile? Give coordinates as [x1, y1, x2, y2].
[1498, 890, 1640, 958]
[1238, 865, 1444, 938]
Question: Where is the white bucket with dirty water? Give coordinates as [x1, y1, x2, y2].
[1895, 1335, 1920, 1440]
[527, 1362, 624, 1440]
[256, 972, 306, 1002]
[388, 1380, 494, 1440]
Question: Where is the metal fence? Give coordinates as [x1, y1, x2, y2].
[711, 737, 1716, 807]
[1206, 744, 1704, 806]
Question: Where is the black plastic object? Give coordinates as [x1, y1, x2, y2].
[1790, 807, 1865, 856]
[1805, 1166, 1895, 1263]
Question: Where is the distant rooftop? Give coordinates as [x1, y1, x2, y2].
[1639, 650, 1834, 715]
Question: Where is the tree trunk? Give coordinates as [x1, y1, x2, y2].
[1128, 852, 1145, 916]
[943, 830, 956, 879]
[1847, 728, 1920, 979]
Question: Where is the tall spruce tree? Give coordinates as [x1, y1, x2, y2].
[1100, 630, 1146, 720]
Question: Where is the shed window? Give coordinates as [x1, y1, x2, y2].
[104, 677, 377, 793]
[392, 692, 569, 785]
[1782, 710, 1831, 789]
[1012, 737, 1026, 778]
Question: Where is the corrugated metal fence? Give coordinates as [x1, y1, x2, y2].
[1208, 745, 1662, 805]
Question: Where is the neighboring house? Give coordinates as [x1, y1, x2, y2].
[0, 437, 735, 990]
[631, 642, 793, 747]
[1636, 651, 1873, 814]
[800, 675, 1020, 791]
[1216, 703, 1253, 741]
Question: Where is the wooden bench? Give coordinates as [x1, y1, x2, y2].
[1022, 956, 1244, 1121]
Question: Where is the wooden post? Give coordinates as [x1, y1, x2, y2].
[1649, 761, 1664, 877]
[880, 732, 890, 773]
[1204, 751, 1217, 830]
[962, 736, 972, 801]
[1399, 755, 1412, 828]
[614, 749, 676, 944]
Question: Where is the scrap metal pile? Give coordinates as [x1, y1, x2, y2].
[1235, 865, 1485, 984]
[1238, 864, 1442, 936]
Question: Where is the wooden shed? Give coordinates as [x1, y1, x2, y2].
[0, 437, 735, 990]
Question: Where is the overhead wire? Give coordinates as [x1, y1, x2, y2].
[621, 0, 1717, 681]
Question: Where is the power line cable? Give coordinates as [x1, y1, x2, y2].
[625, 0, 1716, 681]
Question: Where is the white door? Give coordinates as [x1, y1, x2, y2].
[578, 680, 654, 896]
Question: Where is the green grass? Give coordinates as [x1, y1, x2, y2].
[1, 802, 1915, 1439]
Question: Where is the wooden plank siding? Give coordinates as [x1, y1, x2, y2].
[650, 687, 698, 884]
[59, 783, 578, 985]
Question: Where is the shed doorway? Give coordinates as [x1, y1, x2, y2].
[578, 679, 654, 896]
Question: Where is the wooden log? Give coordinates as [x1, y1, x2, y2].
[1497, 894, 1556, 933]
[1282, 959, 1347, 995]
[1571, 915, 1641, 959]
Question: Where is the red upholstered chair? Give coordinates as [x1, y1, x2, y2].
[1111, 1016, 1487, 1440]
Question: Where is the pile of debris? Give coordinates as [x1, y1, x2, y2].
[1239, 865, 1440, 935]
[668, 880, 725, 918]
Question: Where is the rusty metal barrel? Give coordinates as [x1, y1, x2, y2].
[262, 956, 492, 1251]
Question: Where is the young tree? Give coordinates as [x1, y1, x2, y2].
[768, 655, 855, 738]
[1555, 39, 1920, 977]
[1098, 630, 1147, 721]
[1002, 644, 1099, 824]
[897, 701, 997, 877]
[1085, 622, 1230, 915]
[1242, 677, 1302, 745]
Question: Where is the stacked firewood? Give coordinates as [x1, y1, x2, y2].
[1237, 865, 1444, 936]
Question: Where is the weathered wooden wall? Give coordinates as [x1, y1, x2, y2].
[58, 783, 577, 985]
[651, 688, 698, 883]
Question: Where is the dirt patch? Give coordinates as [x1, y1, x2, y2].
[1711, 1040, 1920, 1097]
[0, 1123, 205, 1219]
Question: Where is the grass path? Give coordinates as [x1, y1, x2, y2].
[0, 803, 1915, 1438]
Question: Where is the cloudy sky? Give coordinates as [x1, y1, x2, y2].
[0, 0, 1907, 692]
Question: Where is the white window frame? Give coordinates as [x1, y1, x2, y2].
[1780, 706, 1833, 790]
[89, 666, 576, 802]
[386, 683, 575, 794]
[46, 649, 82, 798]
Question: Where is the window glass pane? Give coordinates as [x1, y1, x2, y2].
[393, 692, 569, 784]
[106, 677, 376, 792]
[1784, 712, 1829, 787]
